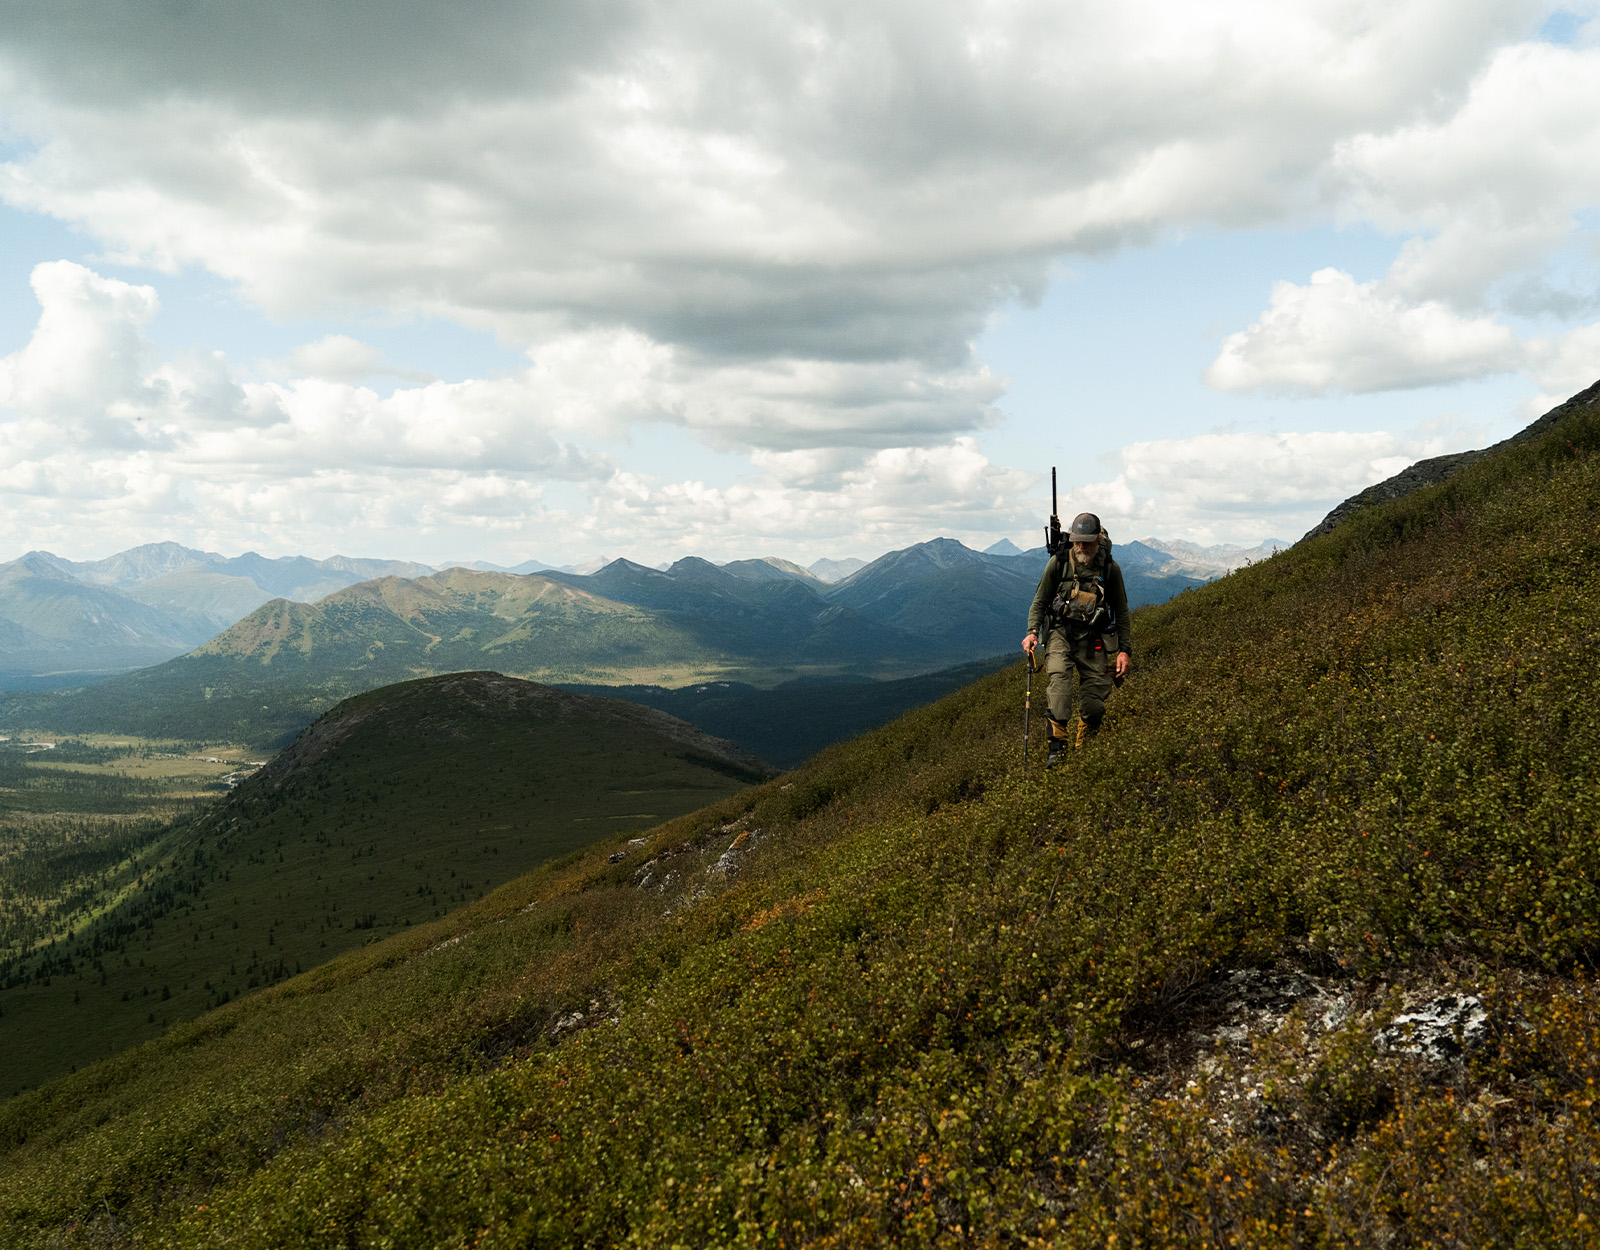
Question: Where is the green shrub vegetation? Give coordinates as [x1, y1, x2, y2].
[1, 393, 1599, 1245]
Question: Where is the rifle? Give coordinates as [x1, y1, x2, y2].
[1044, 467, 1064, 555]
[1024, 467, 1066, 775]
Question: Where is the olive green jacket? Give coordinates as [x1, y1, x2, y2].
[1026, 538, 1133, 655]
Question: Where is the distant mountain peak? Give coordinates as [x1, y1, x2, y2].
[719, 557, 819, 584]
[984, 538, 1024, 556]
[1131, 537, 1289, 577]
[896, 537, 986, 569]
[807, 556, 867, 584]
[7, 551, 84, 582]
[601, 557, 671, 577]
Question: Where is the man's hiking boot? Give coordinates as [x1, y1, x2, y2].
[1045, 741, 1064, 770]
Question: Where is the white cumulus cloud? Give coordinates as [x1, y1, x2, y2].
[0, 0, 1554, 452]
[0, 261, 161, 428]
[0, 260, 1029, 560]
[1204, 268, 1526, 394]
[1055, 425, 1487, 544]
[265, 335, 437, 385]
[4, 2, 1600, 560]
[1331, 37, 1600, 311]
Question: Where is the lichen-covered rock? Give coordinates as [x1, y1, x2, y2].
[1376, 994, 1489, 1062]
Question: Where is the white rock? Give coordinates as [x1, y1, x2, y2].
[1376, 994, 1488, 1061]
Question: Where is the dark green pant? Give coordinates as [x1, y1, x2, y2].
[1044, 627, 1113, 738]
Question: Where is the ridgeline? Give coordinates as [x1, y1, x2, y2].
[2, 387, 1599, 1245]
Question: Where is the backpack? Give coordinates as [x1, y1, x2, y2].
[1050, 546, 1114, 632]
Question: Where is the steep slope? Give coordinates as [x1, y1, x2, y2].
[0, 671, 769, 1095]
[2, 385, 1599, 1246]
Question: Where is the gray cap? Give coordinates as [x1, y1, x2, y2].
[1069, 512, 1102, 541]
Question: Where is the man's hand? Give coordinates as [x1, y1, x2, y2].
[1022, 631, 1037, 656]
[1115, 651, 1131, 679]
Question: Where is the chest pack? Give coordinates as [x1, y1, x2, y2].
[1050, 550, 1114, 631]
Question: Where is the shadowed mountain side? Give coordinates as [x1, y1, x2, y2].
[0, 671, 771, 1095]
[559, 653, 1017, 768]
[546, 540, 1185, 662]
[822, 538, 1024, 648]
[255, 670, 770, 788]
[965, 543, 1210, 612]
[0, 616, 57, 673]
[539, 557, 914, 662]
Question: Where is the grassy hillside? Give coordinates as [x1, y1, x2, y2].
[0, 673, 768, 1095]
[2, 388, 1599, 1246]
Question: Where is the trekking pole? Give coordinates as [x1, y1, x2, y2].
[1023, 647, 1036, 774]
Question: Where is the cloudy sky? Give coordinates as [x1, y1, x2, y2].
[2, 0, 1597, 568]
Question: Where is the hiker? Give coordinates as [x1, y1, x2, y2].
[1021, 512, 1132, 768]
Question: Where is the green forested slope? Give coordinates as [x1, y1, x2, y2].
[2, 391, 1599, 1246]
[0, 672, 767, 1096]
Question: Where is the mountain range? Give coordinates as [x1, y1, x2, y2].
[0, 535, 1276, 685]
[0, 538, 1211, 747]
[0, 545, 434, 685]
